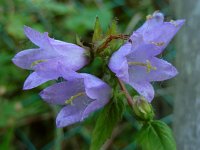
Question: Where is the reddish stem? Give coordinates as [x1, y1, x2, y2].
[96, 34, 129, 53]
[117, 79, 134, 107]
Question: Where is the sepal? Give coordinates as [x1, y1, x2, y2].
[92, 17, 103, 45]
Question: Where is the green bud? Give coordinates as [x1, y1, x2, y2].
[132, 96, 154, 121]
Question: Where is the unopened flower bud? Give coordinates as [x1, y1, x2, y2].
[132, 96, 154, 121]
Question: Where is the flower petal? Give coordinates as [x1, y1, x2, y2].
[56, 95, 92, 128]
[23, 72, 54, 90]
[33, 59, 63, 79]
[109, 42, 132, 82]
[146, 57, 178, 81]
[137, 11, 164, 33]
[24, 26, 53, 50]
[82, 86, 110, 120]
[50, 40, 89, 70]
[80, 74, 111, 119]
[129, 81, 154, 102]
[136, 12, 185, 55]
[127, 57, 178, 82]
[40, 80, 85, 105]
[12, 48, 55, 70]
[82, 73, 111, 100]
[128, 32, 159, 61]
[34, 59, 83, 81]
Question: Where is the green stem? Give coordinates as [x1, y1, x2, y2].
[53, 106, 63, 150]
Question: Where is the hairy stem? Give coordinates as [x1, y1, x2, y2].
[96, 34, 129, 53]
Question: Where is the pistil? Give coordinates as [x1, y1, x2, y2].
[31, 59, 46, 67]
[128, 60, 157, 73]
[65, 92, 85, 105]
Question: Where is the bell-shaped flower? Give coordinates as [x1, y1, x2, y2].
[12, 26, 88, 89]
[40, 71, 112, 127]
[109, 12, 185, 102]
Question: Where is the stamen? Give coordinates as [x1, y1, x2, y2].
[146, 60, 157, 73]
[146, 15, 153, 20]
[151, 41, 165, 46]
[128, 62, 147, 67]
[31, 60, 46, 67]
[170, 20, 178, 27]
[128, 60, 157, 73]
[65, 92, 85, 105]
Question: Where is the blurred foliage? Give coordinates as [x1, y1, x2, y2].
[0, 0, 177, 149]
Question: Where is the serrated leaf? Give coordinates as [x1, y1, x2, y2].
[136, 120, 176, 150]
[92, 17, 102, 43]
[90, 98, 125, 150]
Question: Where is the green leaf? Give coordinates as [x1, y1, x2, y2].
[92, 17, 102, 43]
[0, 127, 14, 150]
[136, 120, 176, 150]
[90, 98, 125, 150]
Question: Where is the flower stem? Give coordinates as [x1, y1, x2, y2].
[117, 79, 134, 107]
[53, 106, 63, 150]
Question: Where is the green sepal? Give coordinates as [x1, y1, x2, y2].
[106, 19, 118, 36]
[136, 120, 176, 150]
[76, 34, 84, 47]
[92, 17, 102, 44]
[90, 96, 125, 150]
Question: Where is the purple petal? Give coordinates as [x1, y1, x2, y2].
[146, 57, 178, 81]
[24, 26, 53, 50]
[56, 95, 92, 128]
[127, 57, 178, 82]
[82, 86, 110, 120]
[23, 72, 54, 90]
[40, 80, 85, 105]
[12, 48, 55, 70]
[50, 39, 89, 70]
[129, 32, 160, 61]
[51, 39, 86, 57]
[137, 11, 164, 33]
[82, 73, 111, 100]
[129, 81, 154, 102]
[79, 74, 111, 119]
[33, 59, 63, 79]
[135, 12, 185, 55]
[34, 60, 83, 80]
[108, 42, 132, 82]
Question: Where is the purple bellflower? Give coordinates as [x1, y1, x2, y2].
[12, 26, 88, 90]
[40, 70, 112, 127]
[109, 12, 185, 102]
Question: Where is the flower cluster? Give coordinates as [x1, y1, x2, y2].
[13, 12, 184, 127]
